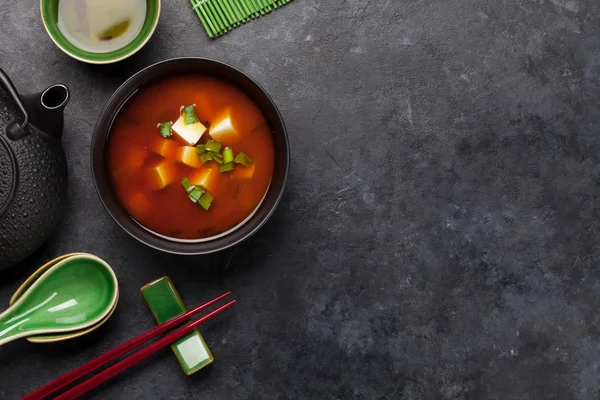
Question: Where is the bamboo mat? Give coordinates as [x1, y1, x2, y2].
[190, 0, 294, 38]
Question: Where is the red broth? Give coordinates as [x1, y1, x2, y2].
[106, 75, 275, 240]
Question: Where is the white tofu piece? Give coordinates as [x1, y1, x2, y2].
[189, 167, 219, 193]
[149, 162, 177, 190]
[177, 146, 202, 168]
[172, 113, 207, 146]
[209, 113, 240, 143]
[151, 139, 179, 159]
[233, 163, 256, 180]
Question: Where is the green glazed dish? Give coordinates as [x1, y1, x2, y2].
[40, 0, 161, 64]
[10, 253, 119, 343]
[0, 254, 119, 346]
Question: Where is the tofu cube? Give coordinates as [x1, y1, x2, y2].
[126, 193, 151, 215]
[233, 162, 256, 180]
[172, 113, 207, 146]
[177, 146, 202, 168]
[151, 139, 179, 159]
[149, 162, 178, 190]
[189, 167, 219, 193]
[209, 112, 240, 143]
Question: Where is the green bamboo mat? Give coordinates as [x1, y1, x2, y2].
[190, 0, 293, 38]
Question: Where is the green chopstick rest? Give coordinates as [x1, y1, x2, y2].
[140, 277, 214, 375]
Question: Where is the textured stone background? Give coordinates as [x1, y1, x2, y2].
[1, 0, 600, 398]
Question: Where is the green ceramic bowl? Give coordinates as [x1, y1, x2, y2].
[40, 0, 161, 64]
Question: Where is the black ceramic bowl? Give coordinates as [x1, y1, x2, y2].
[91, 58, 289, 254]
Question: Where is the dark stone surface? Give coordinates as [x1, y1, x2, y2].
[1, 0, 600, 398]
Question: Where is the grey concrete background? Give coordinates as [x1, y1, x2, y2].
[1, 0, 600, 398]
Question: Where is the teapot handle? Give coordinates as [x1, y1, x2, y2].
[0, 67, 29, 140]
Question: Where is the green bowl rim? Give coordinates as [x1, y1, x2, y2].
[39, 0, 161, 64]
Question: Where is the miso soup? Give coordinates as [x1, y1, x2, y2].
[57, 0, 147, 53]
[106, 75, 275, 240]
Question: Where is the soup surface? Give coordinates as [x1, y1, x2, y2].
[107, 74, 275, 240]
[57, 0, 146, 53]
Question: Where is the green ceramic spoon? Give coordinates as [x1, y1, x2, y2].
[9, 253, 119, 343]
[0, 254, 118, 346]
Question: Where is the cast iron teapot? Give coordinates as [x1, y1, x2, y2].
[0, 67, 69, 270]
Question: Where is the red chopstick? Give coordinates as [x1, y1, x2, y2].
[55, 300, 236, 399]
[24, 292, 234, 400]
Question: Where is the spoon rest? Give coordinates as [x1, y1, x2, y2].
[9, 253, 119, 343]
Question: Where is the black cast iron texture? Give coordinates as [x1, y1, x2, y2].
[0, 83, 68, 269]
[1, 0, 600, 398]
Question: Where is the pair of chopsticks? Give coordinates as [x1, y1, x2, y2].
[24, 292, 235, 400]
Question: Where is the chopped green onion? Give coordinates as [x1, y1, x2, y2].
[183, 105, 199, 125]
[200, 152, 214, 164]
[223, 147, 234, 164]
[195, 144, 206, 154]
[188, 187, 205, 203]
[212, 153, 224, 164]
[234, 152, 253, 167]
[182, 176, 214, 211]
[205, 139, 222, 153]
[198, 192, 214, 211]
[181, 177, 195, 193]
[158, 121, 173, 138]
[219, 163, 234, 173]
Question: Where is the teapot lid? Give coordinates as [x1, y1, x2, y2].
[0, 135, 16, 217]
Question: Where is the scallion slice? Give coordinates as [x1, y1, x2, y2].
[223, 147, 234, 164]
[233, 152, 253, 167]
[181, 177, 195, 193]
[198, 192, 214, 211]
[196, 144, 206, 154]
[219, 163, 234, 173]
[188, 187, 205, 203]
[200, 152, 214, 164]
[182, 176, 213, 211]
[183, 105, 199, 125]
[158, 121, 173, 138]
[212, 153, 224, 164]
[205, 139, 223, 153]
